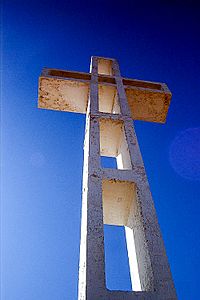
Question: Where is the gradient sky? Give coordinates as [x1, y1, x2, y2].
[2, 1, 200, 299]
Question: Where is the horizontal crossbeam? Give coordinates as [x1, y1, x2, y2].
[38, 59, 172, 123]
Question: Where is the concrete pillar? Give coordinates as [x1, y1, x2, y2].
[78, 57, 177, 300]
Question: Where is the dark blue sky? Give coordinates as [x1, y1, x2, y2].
[2, 1, 200, 299]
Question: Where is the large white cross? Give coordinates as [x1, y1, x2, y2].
[38, 56, 177, 300]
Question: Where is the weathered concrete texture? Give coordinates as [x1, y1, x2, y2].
[38, 56, 177, 300]
[126, 88, 171, 123]
[39, 77, 90, 113]
[38, 63, 171, 123]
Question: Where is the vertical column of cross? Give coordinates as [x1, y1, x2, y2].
[79, 56, 177, 300]
[112, 59, 177, 298]
[78, 57, 106, 300]
[111, 60, 152, 291]
[112, 60, 156, 292]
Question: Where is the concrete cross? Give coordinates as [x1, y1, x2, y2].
[38, 56, 177, 300]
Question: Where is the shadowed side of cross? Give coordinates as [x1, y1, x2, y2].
[38, 57, 171, 123]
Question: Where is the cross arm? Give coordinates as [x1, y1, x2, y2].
[38, 67, 171, 123]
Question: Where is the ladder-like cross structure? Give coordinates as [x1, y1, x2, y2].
[38, 56, 177, 300]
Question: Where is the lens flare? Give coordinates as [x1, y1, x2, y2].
[169, 128, 200, 181]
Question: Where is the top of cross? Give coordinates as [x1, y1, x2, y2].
[38, 56, 171, 123]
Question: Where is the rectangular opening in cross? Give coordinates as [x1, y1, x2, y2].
[99, 119, 132, 170]
[104, 224, 132, 291]
[101, 156, 117, 169]
[98, 85, 120, 115]
[98, 58, 113, 76]
[102, 179, 142, 292]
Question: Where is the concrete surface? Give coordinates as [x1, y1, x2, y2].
[38, 56, 177, 300]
